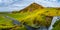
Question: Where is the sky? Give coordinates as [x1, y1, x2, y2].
[0, 0, 60, 12]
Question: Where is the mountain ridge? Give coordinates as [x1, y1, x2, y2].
[19, 3, 44, 12]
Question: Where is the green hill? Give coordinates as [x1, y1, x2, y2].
[0, 3, 60, 30]
[6, 3, 60, 26]
[19, 3, 44, 13]
[6, 3, 59, 27]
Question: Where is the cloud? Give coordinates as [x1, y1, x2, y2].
[0, 0, 33, 12]
[0, 0, 60, 12]
[35, 0, 60, 7]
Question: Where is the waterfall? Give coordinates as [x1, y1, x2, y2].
[48, 16, 60, 30]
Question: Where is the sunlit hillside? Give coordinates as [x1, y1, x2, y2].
[6, 3, 60, 25]
[19, 3, 44, 13]
[0, 3, 60, 30]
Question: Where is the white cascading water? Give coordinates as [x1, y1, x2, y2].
[48, 16, 60, 30]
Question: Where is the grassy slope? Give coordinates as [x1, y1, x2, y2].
[0, 3, 60, 29]
[0, 8, 60, 30]
[5, 8, 60, 27]
[52, 20, 60, 30]
[0, 15, 14, 29]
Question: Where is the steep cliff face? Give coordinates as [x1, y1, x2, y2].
[19, 3, 44, 12]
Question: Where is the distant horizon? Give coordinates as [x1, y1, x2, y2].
[0, 0, 60, 12]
